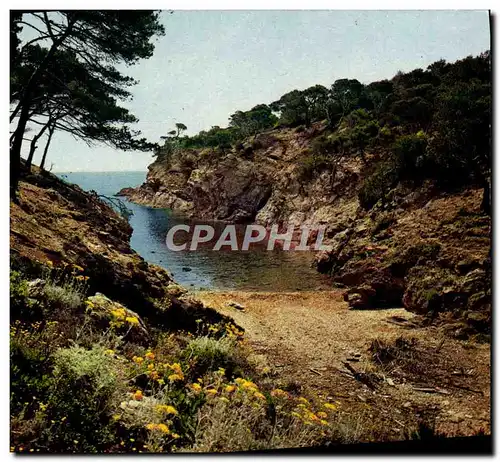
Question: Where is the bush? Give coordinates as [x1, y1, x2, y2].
[298, 152, 330, 181]
[10, 271, 33, 315]
[41, 345, 124, 452]
[392, 133, 428, 183]
[358, 161, 398, 210]
[43, 281, 84, 313]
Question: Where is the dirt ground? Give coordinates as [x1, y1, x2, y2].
[196, 290, 491, 441]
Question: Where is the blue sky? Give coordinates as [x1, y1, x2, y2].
[21, 10, 490, 172]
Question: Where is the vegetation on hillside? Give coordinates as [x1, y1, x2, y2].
[156, 52, 491, 213]
[10, 259, 368, 453]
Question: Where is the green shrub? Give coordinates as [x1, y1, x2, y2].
[43, 281, 84, 313]
[10, 271, 32, 313]
[392, 133, 428, 182]
[183, 336, 242, 377]
[358, 161, 398, 210]
[298, 152, 330, 181]
[40, 346, 123, 452]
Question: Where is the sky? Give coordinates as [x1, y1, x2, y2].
[20, 10, 491, 172]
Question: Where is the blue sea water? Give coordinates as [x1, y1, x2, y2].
[57, 171, 331, 291]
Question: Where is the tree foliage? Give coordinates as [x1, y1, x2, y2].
[10, 10, 165, 197]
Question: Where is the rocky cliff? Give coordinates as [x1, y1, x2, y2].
[120, 123, 491, 338]
[119, 122, 361, 228]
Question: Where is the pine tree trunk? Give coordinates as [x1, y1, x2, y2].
[40, 123, 55, 171]
[26, 122, 50, 171]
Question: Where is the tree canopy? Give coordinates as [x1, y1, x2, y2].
[10, 10, 165, 198]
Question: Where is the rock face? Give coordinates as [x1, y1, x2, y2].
[118, 125, 491, 336]
[118, 124, 361, 227]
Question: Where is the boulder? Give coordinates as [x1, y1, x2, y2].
[86, 293, 151, 345]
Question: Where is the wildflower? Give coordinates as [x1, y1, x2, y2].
[324, 403, 336, 411]
[319, 419, 329, 426]
[105, 349, 115, 355]
[206, 389, 217, 395]
[297, 397, 309, 405]
[133, 356, 144, 365]
[190, 383, 202, 393]
[126, 316, 139, 325]
[225, 385, 236, 393]
[254, 392, 266, 400]
[308, 413, 320, 422]
[46, 260, 54, 268]
[172, 433, 180, 439]
[133, 390, 143, 401]
[112, 414, 121, 421]
[168, 373, 183, 382]
[157, 378, 165, 385]
[147, 363, 154, 371]
[217, 367, 226, 375]
[145, 351, 155, 361]
[291, 412, 302, 419]
[241, 380, 258, 391]
[155, 405, 178, 416]
[271, 388, 289, 398]
[317, 411, 328, 419]
[146, 423, 170, 434]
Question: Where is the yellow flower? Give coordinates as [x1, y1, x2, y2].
[133, 356, 144, 365]
[190, 383, 202, 392]
[157, 378, 165, 385]
[324, 403, 336, 410]
[146, 423, 169, 433]
[145, 351, 155, 361]
[217, 367, 226, 375]
[225, 385, 236, 393]
[317, 411, 328, 419]
[319, 419, 329, 426]
[254, 392, 266, 400]
[291, 412, 302, 419]
[133, 390, 143, 401]
[271, 388, 289, 398]
[105, 349, 115, 355]
[112, 414, 121, 421]
[46, 260, 54, 267]
[126, 316, 139, 325]
[297, 397, 309, 405]
[308, 413, 320, 422]
[241, 380, 258, 391]
[168, 373, 183, 382]
[206, 389, 217, 395]
[155, 405, 178, 416]
[147, 364, 154, 371]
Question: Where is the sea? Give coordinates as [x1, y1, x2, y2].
[57, 171, 331, 291]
